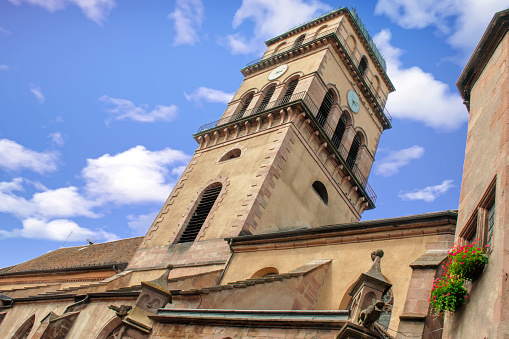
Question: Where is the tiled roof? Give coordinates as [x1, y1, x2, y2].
[0, 237, 143, 275]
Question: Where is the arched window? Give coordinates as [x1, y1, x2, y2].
[273, 42, 286, 55]
[377, 288, 393, 330]
[12, 314, 35, 339]
[358, 56, 368, 77]
[281, 78, 299, 104]
[346, 132, 363, 169]
[219, 149, 241, 162]
[251, 267, 279, 278]
[231, 93, 253, 121]
[316, 89, 335, 127]
[314, 25, 328, 38]
[258, 85, 276, 112]
[294, 34, 305, 47]
[346, 35, 357, 51]
[312, 181, 328, 205]
[178, 183, 222, 243]
[331, 113, 347, 149]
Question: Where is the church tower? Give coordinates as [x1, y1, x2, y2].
[128, 8, 394, 274]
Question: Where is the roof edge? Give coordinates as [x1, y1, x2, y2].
[456, 9, 509, 109]
[226, 209, 457, 244]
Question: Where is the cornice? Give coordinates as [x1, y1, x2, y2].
[457, 9, 509, 111]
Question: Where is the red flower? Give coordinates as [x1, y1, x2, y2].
[446, 293, 451, 296]
[463, 255, 467, 258]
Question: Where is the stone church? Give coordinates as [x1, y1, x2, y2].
[0, 7, 507, 339]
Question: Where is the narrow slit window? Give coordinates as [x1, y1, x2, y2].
[358, 56, 368, 77]
[316, 89, 335, 127]
[294, 34, 306, 47]
[231, 93, 253, 122]
[219, 149, 241, 162]
[332, 113, 347, 149]
[487, 202, 495, 249]
[312, 181, 328, 205]
[346, 133, 362, 169]
[258, 85, 276, 112]
[178, 184, 222, 243]
[282, 78, 299, 104]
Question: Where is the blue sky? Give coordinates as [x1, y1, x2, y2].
[1, 0, 508, 268]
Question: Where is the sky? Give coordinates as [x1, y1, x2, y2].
[1, 0, 508, 269]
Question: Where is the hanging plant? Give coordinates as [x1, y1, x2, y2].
[429, 277, 468, 315]
[446, 240, 489, 281]
[428, 240, 489, 315]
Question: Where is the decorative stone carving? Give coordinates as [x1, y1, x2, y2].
[108, 305, 132, 318]
[358, 300, 385, 329]
[121, 264, 173, 335]
[346, 249, 392, 325]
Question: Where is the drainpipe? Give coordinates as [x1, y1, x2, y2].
[64, 295, 89, 314]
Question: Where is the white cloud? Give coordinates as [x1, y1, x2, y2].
[0, 65, 12, 70]
[100, 95, 178, 123]
[171, 165, 187, 176]
[375, 145, 425, 177]
[7, 0, 116, 26]
[30, 83, 45, 103]
[48, 132, 65, 147]
[32, 187, 99, 218]
[0, 178, 33, 218]
[127, 211, 157, 236]
[0, 218, 118, 242]
[398, 179, 455, 202]
[223, 0, 331, 54]
[184, 87, 234, 105]
[0, 26, 11, 35]
[0, 139, 59, 173]
[167, 0, 204, 46]
[374, 29, 467, 131]
[375, 0, 509, 57]
[82, 145, 191, 204]
[0, 178, 98, 219]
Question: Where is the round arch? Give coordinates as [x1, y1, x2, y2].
[273, 41, 286, 55]
[314, 24, 329, 37]
[346, 34, 357, 51]
[354, 127, 368, 149]
[251, 267, 279, 278]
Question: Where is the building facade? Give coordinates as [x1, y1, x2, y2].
[0, 7, 507, 339]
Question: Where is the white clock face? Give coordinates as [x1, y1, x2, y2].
[268, 64, 288, 80]
[347, 90, 360, 113]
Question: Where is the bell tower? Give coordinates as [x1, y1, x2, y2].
[128, 8, 394, 274]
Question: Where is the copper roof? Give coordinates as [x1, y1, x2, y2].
[0, 237, 143, 275]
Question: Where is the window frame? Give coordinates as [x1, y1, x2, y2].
[459, 176, 496, 251]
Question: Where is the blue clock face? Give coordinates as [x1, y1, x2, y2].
[347, 90, 360, 113]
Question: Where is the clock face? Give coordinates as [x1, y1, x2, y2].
[347, 90, 360, 113]
[268, 64, 288, 80]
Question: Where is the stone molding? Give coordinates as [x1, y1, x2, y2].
[140, 153, 203, 249]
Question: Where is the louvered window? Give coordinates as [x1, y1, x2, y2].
[178, 184, 222, 243]
[258, 85, 276, 112]
[346, 133, 362, 169]
[294, 34, 305, 47]
[231, 94, 253, 121]
[316, 89, 334, 127]
[282, 79, 298, 104]
[332, 114, 347, 149]
[358, 56, 368, 77]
